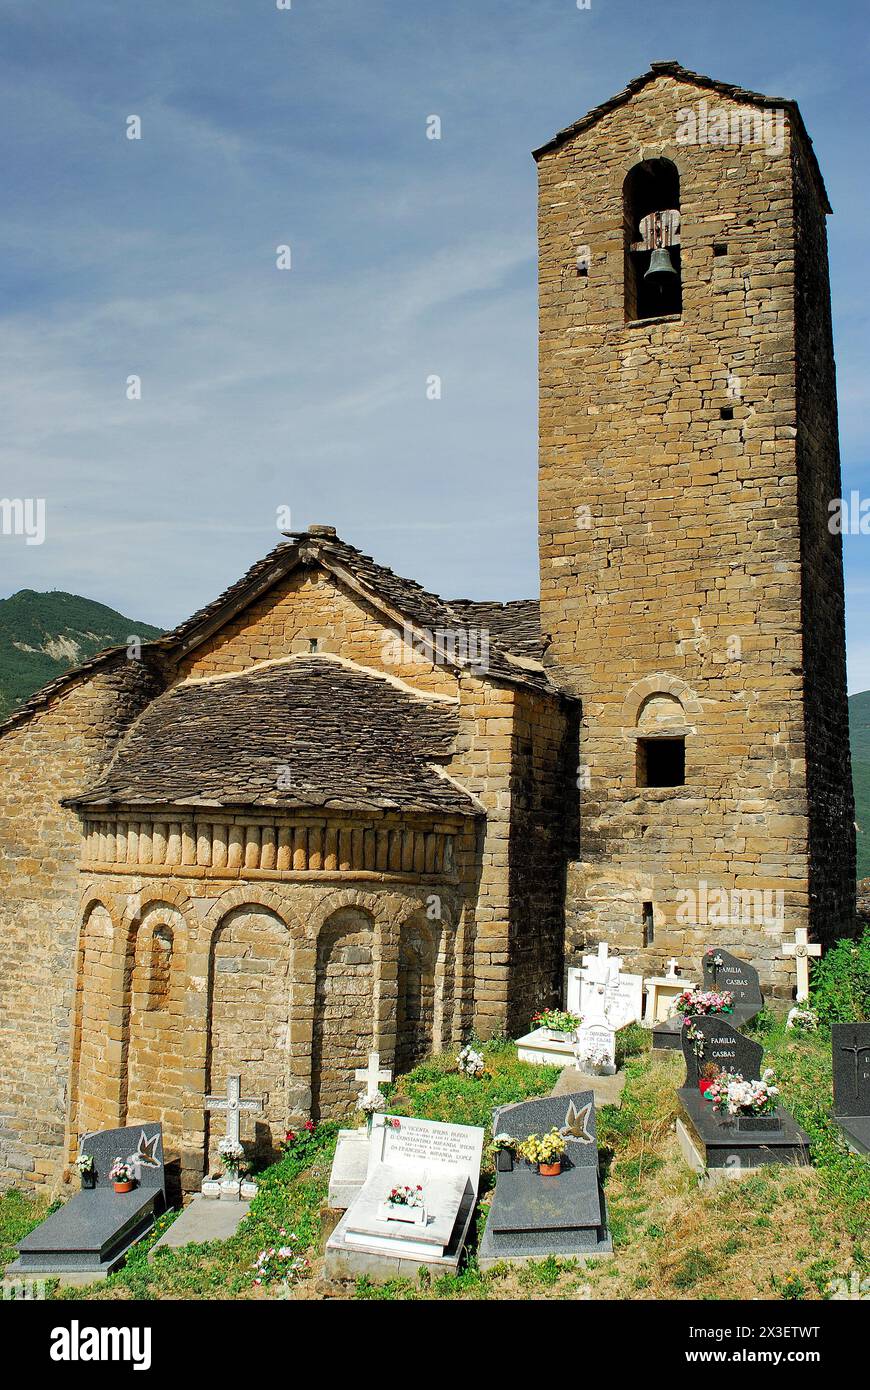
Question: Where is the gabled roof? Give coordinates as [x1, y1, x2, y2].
[533, 60, 831, 213]
[0, 526, 557, 738]
[67, 655, 481, 818]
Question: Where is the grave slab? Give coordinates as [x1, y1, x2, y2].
[148, 1194, 250, 1260]
[515, 1026, 576, 1068]
[328, 1128, 371, 1209]
[478, 1091, 612, 1267]
[550, 1065, 625, 1109]
[325, 1113, 484, 1282]
[680, 1015, 764, 1090]
[10, 1123, 165, 1278]
[676, 1088, 811, 1175]
[702, 949, 763, 1025]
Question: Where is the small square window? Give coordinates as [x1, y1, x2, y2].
[720, 406, 734, 420]
[713, 242, 728, 256]
[308, 637, 320, 653]
[636, 737, 685, 787]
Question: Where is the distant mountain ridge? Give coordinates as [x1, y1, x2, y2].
[0, 590, 162, 722]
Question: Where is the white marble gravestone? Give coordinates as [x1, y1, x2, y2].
[643, 962, 697, 1025]
[567, 943, 643, 1031]
[326, 1114, 484, 1280]
[328, 1052, 394, 1210]
[574, 1022, 617, 1076]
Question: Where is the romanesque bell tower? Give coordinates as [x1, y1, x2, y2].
[535, 62, 854, 992]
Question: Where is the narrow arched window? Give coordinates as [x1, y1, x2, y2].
[148, 926, 173, 1010]
[623, 159, 682, 321]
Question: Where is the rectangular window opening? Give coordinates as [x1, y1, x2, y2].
[720, 406, 734, 420]
[642, 902, 655, 948]
[713, 242, 728, 256]
[636, 736, 685, 788]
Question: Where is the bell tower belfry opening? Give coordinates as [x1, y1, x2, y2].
[535, 62, 854, 987]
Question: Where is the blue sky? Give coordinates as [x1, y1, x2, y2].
[1, 0, 868, 687]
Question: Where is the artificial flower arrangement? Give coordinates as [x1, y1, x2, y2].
[704, 1068, 780, 1122]
[457, 1045, 485, 1077]
[218, 1137, 246, 1175]
[356, 1087, 388, 1130]
[76, 1152, 96, 1189]
[579, 1043, 614, 1076]
[786, 1006, 819, 1034]
[676, 988, 734, 1018]
[518, 1128, 568, 1176]
[489, 1132, 518, 1171]
[379, 1182, 427, 1225]
[108, 1157, 135, 1193]
[533, 1008, 582, 1040]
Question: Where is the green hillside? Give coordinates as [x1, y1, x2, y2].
[0, 590, 162, 722]
[850, 689, 870, 880]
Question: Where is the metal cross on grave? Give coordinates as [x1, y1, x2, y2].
[354, 1051, 392, 1095]
[205, 1073, 264, 1149]
[782, 927, 822, 1003]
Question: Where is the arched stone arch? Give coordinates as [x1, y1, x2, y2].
[202, 884, 304, 941]
[124, 902, 189, 1133]
[395, 914, 439, 1074]
[311, 904, 377, 1120]
[619, 673, 702, 734]
[73, 901, 117, 1137]
[206, 902, 294, 1167]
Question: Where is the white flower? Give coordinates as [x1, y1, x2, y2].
[458, 1045, 485, 1076]
[356, 1087, 387, 1114]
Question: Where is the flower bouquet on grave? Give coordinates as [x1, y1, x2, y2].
[355, 1086, 388, 1134]
[218, 1138, 245, 1178]
[457, 1045, 486, 1078]
[378, 1183, 427, 1226]
[76, 1151, 96, 1190]
[533, 1008, 582, 1044]
[108, 1157, 136, 1194]
[489, 1132, 518, 1172]
[704, 1068, 782, 1131]
[676, 988, 734, 1018]
[786, 1006, 819, 1034]
[519, 1128, 567, 1177]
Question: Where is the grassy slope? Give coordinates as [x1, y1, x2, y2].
[0, 590, 162, 721]
[851, 690, 870, 880]
[2, 1027, 867, 1302]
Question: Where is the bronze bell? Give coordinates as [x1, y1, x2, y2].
[644, 246, 677, 280]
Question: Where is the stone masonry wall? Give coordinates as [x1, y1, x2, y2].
[0, 659, 162, 1191]
[537, 73, 846, 992]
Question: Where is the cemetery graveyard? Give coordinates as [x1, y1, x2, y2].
[5, 927, 868, 1301]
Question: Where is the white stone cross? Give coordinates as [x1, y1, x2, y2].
[782, 928, 822, 1003]
[665, 957, 681, 979]
[354, 1051, 392, 1094]
[581, 941, 623, 987]
[205, 1073, 264, 1148]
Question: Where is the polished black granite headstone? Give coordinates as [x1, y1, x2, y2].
[702, 950, 763, 1025]
[653, 948, 763, 1050]
[681, 1015, 763, 1089]
[831, 1022, 870, 1156]
[11, 1123, 165, 1277]
[478, 1091, 612, 1265]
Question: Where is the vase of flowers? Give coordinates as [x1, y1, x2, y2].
[704, 1069, 781, 1130]
[532, 1008, 581, 1044]
[676, 988, 735, 1018]
[218, 1137, 245, 1178]
[490, 1133, 517, 1172]
[76, 1152, 96, 1190]
[378, 1184, 426, 1225]
[109, 1157, 135, 1194]
[356, 1086, 387, 1134]
[519, 1128, 567, 1177]
[698, 1062, 720, 1097]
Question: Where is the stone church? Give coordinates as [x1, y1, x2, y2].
[0, 63, 854, 1194]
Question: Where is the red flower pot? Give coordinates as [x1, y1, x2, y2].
[699, 1079, 714, 1096]
[113, 1180, 134, 1194]
[539, 1161, 562, 1177]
